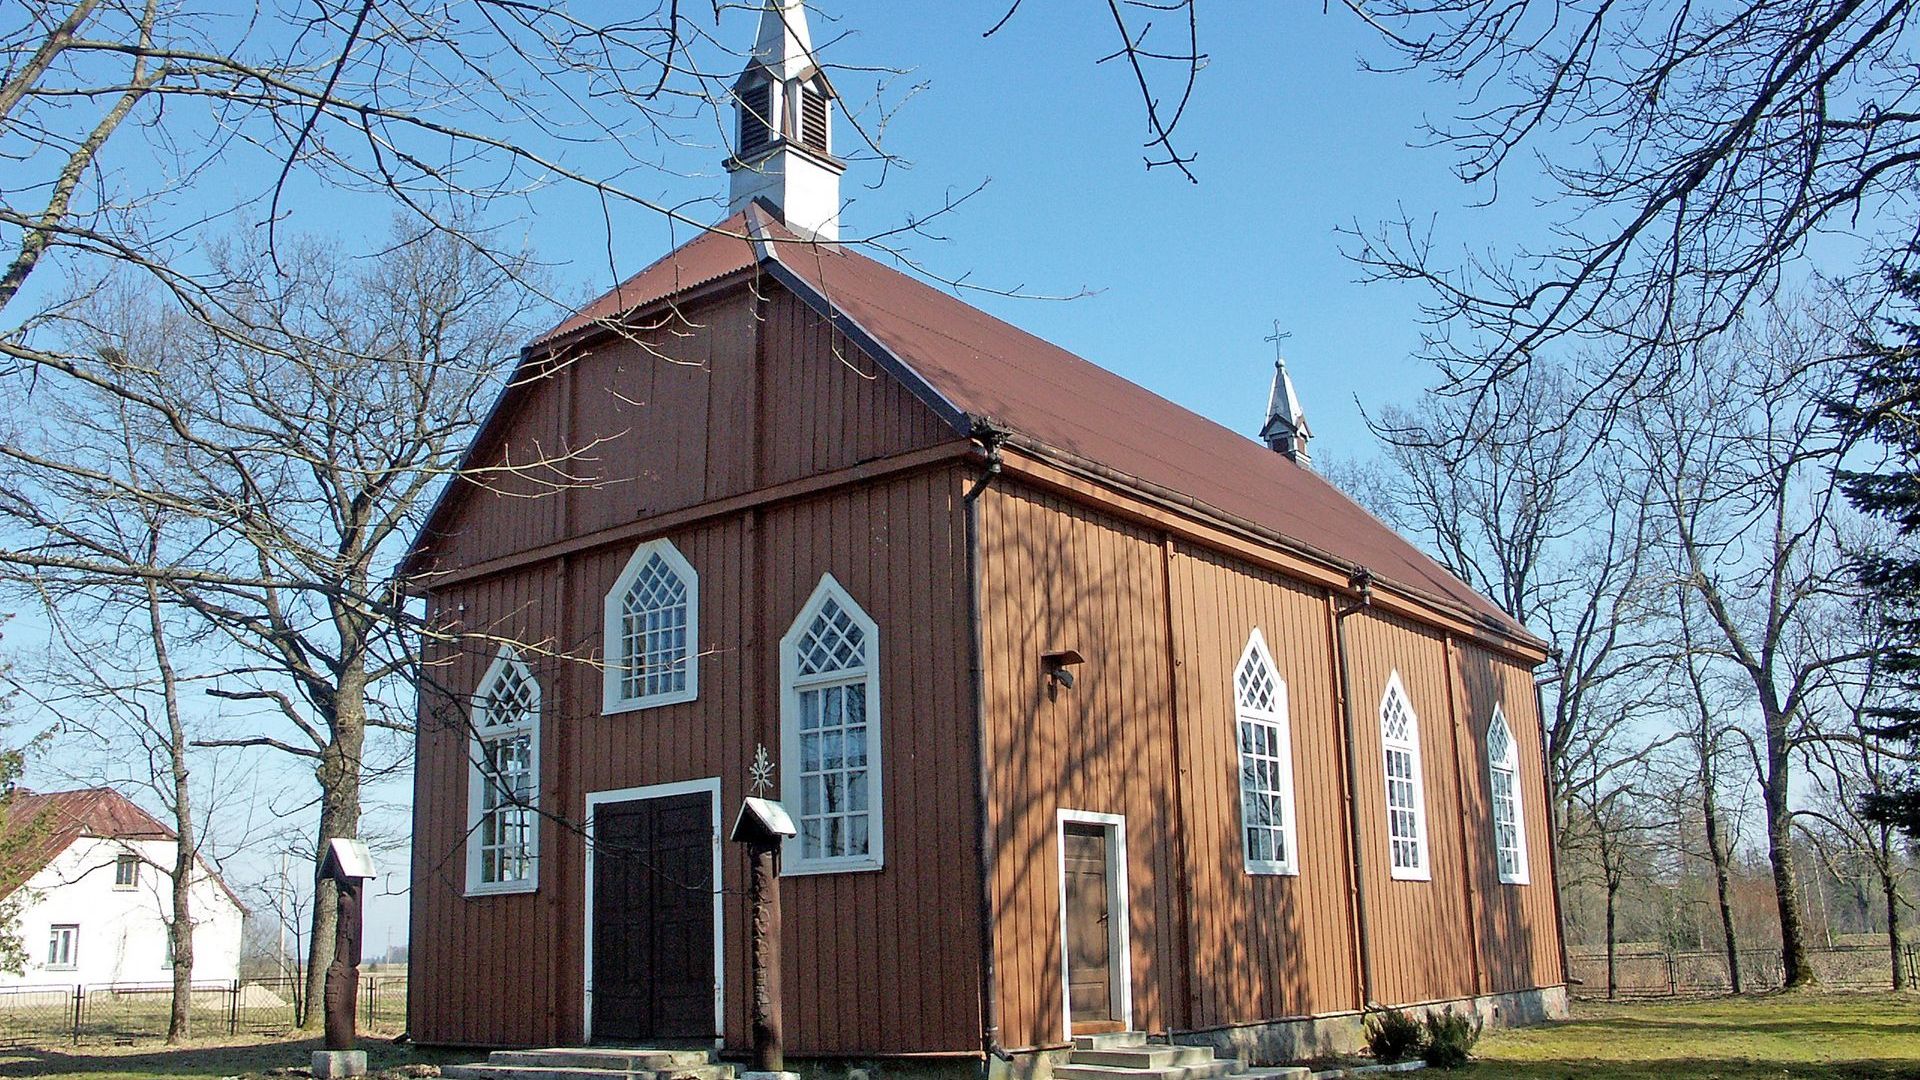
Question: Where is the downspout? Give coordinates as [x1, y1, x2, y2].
[964, 419, 1013, 1066]
[1334, 567, 1378, 1009]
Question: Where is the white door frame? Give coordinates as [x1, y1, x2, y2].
[1056, 808, 1133, 1038]
[582, 778, 724, 1045]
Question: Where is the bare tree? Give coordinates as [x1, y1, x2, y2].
[1673, 585, 1749, 992]
[1370, 369, 1666, 830]
[1804, 591, 1914, 989]
[0, 218, 546, 1026]
[1343, 0, 1920, 426]
[1628, 308, 1862, 987]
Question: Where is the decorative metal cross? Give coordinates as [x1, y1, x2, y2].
[749, 743, 775, 797]
[1264, 319, 1292, 362]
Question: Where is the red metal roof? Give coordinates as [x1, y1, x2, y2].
[475, 206, 1535, 645]
[535, 212, 760, 347]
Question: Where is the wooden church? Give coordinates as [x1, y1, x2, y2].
[404, 0, 1567, 1070]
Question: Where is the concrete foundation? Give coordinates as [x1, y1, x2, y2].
[1174, 985, 1569, 1068]
[310, 1049, 369, 1078]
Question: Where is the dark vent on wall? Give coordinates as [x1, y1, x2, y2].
[799, 86, 829, 154]
[739, 80, 774, 156]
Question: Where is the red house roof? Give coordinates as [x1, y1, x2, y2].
[427, 204, 1540, 650]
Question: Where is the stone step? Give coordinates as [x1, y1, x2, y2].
[1054, 1060, 1238, 1080]
[1073, 1031, 1150, 1050]
[1073, 1046, 1219, 1070]
[490, 1049, 716, 1071]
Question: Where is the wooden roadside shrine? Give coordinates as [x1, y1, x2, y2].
[730, 795, 796, 1076]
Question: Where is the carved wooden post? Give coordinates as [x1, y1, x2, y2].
[315, 839, 376, 1078]
[325, 874, 363, 1050]
[731, 796, 797, 1080]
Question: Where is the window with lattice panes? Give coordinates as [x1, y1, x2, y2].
[467, 650, 540, 894]
[1380, 673, 1430, 880]
[603, 539, 699, 712]
[781, 575, 883, 873]
[1487, 704, 1529, 884]
[1234, 629, 1298, 874]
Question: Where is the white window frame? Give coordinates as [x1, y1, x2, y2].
[602, 538, 700, 714]
[113, 852, 139, 889]
[46, 924, 77, 970]
[780, 573, 884, 875]
[1487, 704, 1531, 885]
[1380, 670, 1432, 882]
[1234, 629, 1299, 875]
[466, 647, 542, 896]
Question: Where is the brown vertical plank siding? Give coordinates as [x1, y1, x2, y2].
[1340, 610, 1479, 1008]
[417, 288, 952, 575]
[410, 278, 982, 1053]
[1451, 642, 1563, 992]
[1166, 543, 1359, 1028]
[977, 481, 1183, 1051]
[975, 477, 1558, 1051]
[412, 467, 982, 1052]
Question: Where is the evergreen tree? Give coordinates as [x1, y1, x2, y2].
[1831, 268, 1920, 839]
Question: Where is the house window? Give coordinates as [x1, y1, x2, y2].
[1487, 705, 1530, 884]
[1380, 672, 1431, 881]
[781, 574, 883, 874]
[603, 538, 699, 713]
[46, 925, 77, 970]
[1234, 629, 1297, 875]
[113, 854, 138, 889]
[467, 649, 541, 894]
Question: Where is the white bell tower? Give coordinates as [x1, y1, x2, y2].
[726, 0, 846, 240]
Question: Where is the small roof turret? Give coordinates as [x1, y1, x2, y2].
[726, 0, 844, 239]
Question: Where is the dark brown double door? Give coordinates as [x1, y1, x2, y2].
[1064, 822, 1123, 1034]
[592, 792, 715, 1044]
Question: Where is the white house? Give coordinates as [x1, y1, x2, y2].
[2, 788, 245, 988]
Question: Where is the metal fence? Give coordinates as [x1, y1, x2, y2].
[1567, 943, 1916, 999]
[0, 974, 407, 1046]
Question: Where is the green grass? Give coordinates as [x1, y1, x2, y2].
[1470, 991, 1920, 1079]
[0, 1036, 469, 1080]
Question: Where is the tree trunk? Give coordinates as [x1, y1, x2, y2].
[1606, 877, 1620, 1001]
[1701, 777, 1741, 994]
[1882, 830, 1906, 992]
[1761, 751, 1814, 988]
[145, 571, 195, 1043]
[301, 680, 366, 1031]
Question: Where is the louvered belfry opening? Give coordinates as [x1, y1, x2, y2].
[738, 78, 775, 157]
[798, 82, 830, 154]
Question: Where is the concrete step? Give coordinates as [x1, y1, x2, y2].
[1073, 1047, 1219, 1070]
[1054, 1060, 1238, 1080]
[489, 1049, 716, 1071]
[1074, 1031, 1150, 1050]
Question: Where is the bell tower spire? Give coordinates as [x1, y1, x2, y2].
[726, 0, 845, 239]
[1259, 322, 1313, 466]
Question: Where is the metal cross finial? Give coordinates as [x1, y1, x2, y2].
[1263, 319, 1292, 362]
[749, 743, 775, 797]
